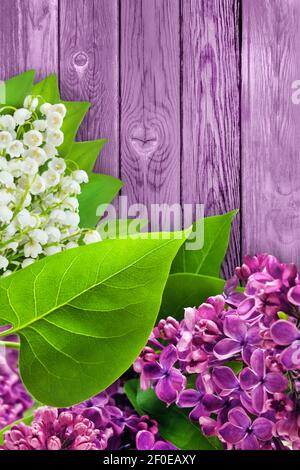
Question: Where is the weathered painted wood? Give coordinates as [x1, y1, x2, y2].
[242, 0, 300, 266]
[181, 0, 241, 277]
[59, 0, 119, 177]
[120, 0, 181, 230]
[0, 0, 58, 81]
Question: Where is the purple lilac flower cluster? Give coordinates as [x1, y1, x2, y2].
[134, 254, 300, 450]
[0, 347, 33, 429]
[1, 379, 174, 450]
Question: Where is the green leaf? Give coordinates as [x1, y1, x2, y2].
[59, 101, 90, 157]
[3, 70, 35, 107]
[0, 232, 189, 406]
[98, 219, 148, 240]
[171, 211, 237, 277]
[278, 311, 289, 320]
[225, 361, 243, 374]
[31, 74, 60, 103]
[68, 140, 106, 174]
[78, 173, 123, 228]
[125, 380, 222, 450]
[159, 273, 225, 320]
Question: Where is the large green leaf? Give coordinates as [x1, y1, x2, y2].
[59, 101, 90, 157]
[125, 380, 222, 450]
[78, 173, 123, 228]
[171, 211, 237, 277]
[3, 70, 35, 107]
[68, 140, 106, 174]
[31, 74, 60, 103]
[159, 273, 225, 320]
[0, 233, 189, 406]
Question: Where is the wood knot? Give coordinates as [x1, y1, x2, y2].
[73, 51, 89, 68]
[129, 124, 158, 157]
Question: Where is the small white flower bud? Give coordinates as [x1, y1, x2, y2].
[83, 230, 102, 245]
[0, 205, 13, 223]
[72, 170, 88, 184]
[24, 241, 42, 258]
[44, 245, 62, 256]
[13, 108, 31, 125]
[0, 131, 13, 149]
[23, 130, 43, 148]
[46, 129, 64, 147]
[0, 255, 9, 270]
[48, 157, 66, 174]
[23, 95, 39, 111]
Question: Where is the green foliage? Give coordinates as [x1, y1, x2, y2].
[31, 74, 60, 103]
[2, 70, 35, 107]
[98, 219, 148, 239]
[171, 211, 237, 277]
[125, 379, 222, 450]
[159, 273, 225, 320]
[0, 232, 189, 406]
[78, 173, 123, 228]
[68, 140, 106, 174]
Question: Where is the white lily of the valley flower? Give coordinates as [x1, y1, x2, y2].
[23, 130, 43, 147]
[6, 241, 18, 251]
[30, 175, 46, 195]
[7, 140, 24, 158]
[43, 143, 58, 158]
[48, 157, 66, 174]
[45, 226, 61, 243]
[22, 158, 39, 176]
[51, 103, 67, 118]
[83, 230, 102, 245]
[23, 95, 39, 111]
[0, 157, 8, 170]
[42, 169, 60, 188]
[64, 197, 79, 211]
[47, 111, 63, 130]
[0, 255, 9, 270]
[32, 119, 47, 132]
[72, 170, 88, 184]
[0, 131, 13, 149]
[61, 176, 81, 195]
[65, 241, 78, 249]
[13, 108, 31, 125]
[30, 229, 48, 245]
[46, 129, 64, 147]
[0, 115, 15, 131]
[44, 245, 62, 256]
[17, 209, 36, 229]
[0, 171, 14, 188]
[40, 102, 52, 115]
[24, 240, 42, 258]
[25, 147, 47, 166]
[64, 211, 80, 227]
[0, 205, 13, 223]
[8, 159, 23, 177]
[0, 189, 13, 204]
[22, 258, 35, 268]
[49, 209, 66, 224]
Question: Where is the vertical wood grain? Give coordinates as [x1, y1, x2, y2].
[59, 0, 119, 177]
[0, 0, 58, 80]
[120, 0, 181, 229]
[182, 0, 241, 278]
[242, 0, 300, 266]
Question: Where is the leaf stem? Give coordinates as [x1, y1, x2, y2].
[0, 340, 20, 349]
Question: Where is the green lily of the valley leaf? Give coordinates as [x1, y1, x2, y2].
[59, 101, 90, 157]
[125, 380, 222, 450]
[78, 173, 123, 228]
[171, 211, 237, 277]
[68, 140, 107, 174]
[159, 273, 225, 320]
[31, 74, 60, 103]
[98, 219, 148, 239]
[0, 233, 189, 406]
[3, 70, 35, 107]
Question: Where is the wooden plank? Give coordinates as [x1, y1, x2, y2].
[181, 0, 241, 278]
[0, 0, 58, 80]
[59, 0, 119, 177]
[242, 0, 300, 265]
[120, 0, 181, 230]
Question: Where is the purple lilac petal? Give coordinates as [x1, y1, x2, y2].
[270, 320, 300, 345]
[251, 384, 266, 413]
[155, 377, 177, 405]
[252, 418, 273, 441]
[143, 362, 163, 380]
[136, 430, 155, 450]
[280, 343, 300, 370]
[177, 389, 201, 408]
[287, 285, 300, 306]
[213, 339, 242, 359]
[228, 407, 251, 429]
[160, 344, 177, 370]
[250, 349, 265, 378]
[224, 316, 247, 341]
[264, 372, 288, 393]
[219, 423, 245, 444]
[240, 433, 259, 450]
[239, 368, 259, 389]
[212, 367, 239, 391]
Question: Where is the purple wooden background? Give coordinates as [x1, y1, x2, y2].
[0, 0, 298, 276]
